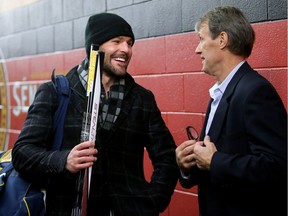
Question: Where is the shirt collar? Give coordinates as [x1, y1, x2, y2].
[209, 60, 245, 99]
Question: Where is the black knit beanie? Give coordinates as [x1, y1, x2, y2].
[85, 13, 135, 57]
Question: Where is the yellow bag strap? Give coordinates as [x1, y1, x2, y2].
[0, 149, 12, 163]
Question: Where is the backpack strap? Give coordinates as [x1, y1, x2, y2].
[0, 150, 13, 180]
[51, 69, 71, 151]
[0, 163, 13, 178]
[0, 149, 12, 163]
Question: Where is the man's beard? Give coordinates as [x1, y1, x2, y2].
[103, 61, 127, 78]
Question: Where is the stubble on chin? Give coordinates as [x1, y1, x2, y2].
[103, 64, 127, 78]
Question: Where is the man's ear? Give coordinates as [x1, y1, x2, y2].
[219, 31, 228, 50]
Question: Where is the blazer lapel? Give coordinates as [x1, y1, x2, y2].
[208, 98, 229, 142]
[200, 98, 213, 140]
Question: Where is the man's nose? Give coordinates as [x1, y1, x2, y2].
[195, 42, 201, 54]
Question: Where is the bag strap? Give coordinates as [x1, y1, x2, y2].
[0, 163, 13, 177]
[51, 69, 71, 151]
[0, 150, 12, 176]
[0, 149, 12, 163]
[0, 150, 13, 177]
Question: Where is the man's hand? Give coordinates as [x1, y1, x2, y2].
[65, 141, 97, 173]
[175, 139, 198, 173]
[192, 136, 217, 170]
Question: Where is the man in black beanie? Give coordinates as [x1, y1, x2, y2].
[12, 12, 178, 216]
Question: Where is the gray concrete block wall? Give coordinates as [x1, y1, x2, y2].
[0, 12, 14, 36]
[83, 0, 106, 16]
[222, 0, 268, 22]
[54, 21, 73, 52]
[29, 1, 46, 29]
[0, 0, 286, 59]
[23, 30, 37, 56]
[63, 0, 83, 21]
[44, 0, 63, 25]
[268, 0, 288, 20]
[37, 26, 54, 54]
[107, 0, 133, 10]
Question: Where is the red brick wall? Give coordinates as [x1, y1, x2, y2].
[1, 20, 287, 215]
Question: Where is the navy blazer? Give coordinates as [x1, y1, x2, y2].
[179, 62, 287, 216]
[12, 67, 178, 216]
